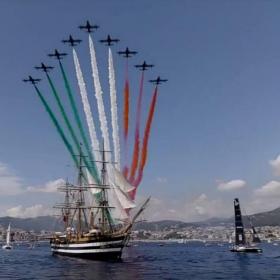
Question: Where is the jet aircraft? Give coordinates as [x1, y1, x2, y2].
[62, 35, 82, 47]
[135, 61, 154, 71]
[34, 63, 54, 73]
[118, 47, 137, 58]
[23, 76, 41, 85]
[149, 76, 168, 85]
[48, 49, 67, 60]
[79, 20, 99, 33]
[99, 35, 119, 46]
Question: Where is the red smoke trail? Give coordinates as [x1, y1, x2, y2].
[128, 71, 145, 183]
[124, 60, 129, 140]
[123, 81, 129, 139]
[123, 166, 129, 178]
[122, 61, 130, 178]
[132, 86, 158, 198]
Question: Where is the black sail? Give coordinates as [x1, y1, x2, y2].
[234, 198, 246, 246]
[252, 226, 261, 243]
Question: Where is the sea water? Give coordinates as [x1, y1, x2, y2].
[0, 241, 279, 280]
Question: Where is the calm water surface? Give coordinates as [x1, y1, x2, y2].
[0, 242, 279, 279]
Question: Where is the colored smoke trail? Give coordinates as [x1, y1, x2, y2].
[123, 165, 129, 179]
[59, 61, 99, 181]
[123, 80, 129, 140]
[129, 130, 140, 183]
[133, 86, 158, 193]
[47, 74, 98, 182]
[59, 62, 90, 149]
[122, 60, 130, 178]
[46, 74, 81, 150]
[129, 71, 145, 183]
[108, 47, 121, 170]
[89, 35, 129, 216]
[33, 85, 79, 169]
[89, 34, 111, 162]
[72, 48, 101, 170]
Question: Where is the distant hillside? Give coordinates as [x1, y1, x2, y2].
[201, 207, 280, 227]
[196, 207, 280, 228]
[247, 207, 280, 227]
[1, 206, 280, 232]
[0, 216, 62, 232]
[133, 220, 198, 231]
[134, 207, 280, 231]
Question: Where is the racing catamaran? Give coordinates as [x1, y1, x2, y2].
[230, 198, 262, 253]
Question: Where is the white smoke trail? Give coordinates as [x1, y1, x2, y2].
[108, 48, 121, 170]
[72, 48, 101, 166]
[88, 35, 134, 217]
[89, 34, 111, 163]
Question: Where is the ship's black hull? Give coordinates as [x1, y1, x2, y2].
[50, 235, 126, 260]
[230, 246, 262, 253]
[52, 250, 122, 260]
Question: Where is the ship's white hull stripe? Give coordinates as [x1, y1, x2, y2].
[51, 240, 123, 248]
[51, 247, 122, 254]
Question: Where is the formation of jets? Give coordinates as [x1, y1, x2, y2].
[24, 20, 167, 86]
[62, 35, 82, 47]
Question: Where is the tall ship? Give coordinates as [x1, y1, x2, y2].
[50, 146, 149, 260]
[230, 198, 262, 253]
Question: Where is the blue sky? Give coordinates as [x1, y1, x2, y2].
[0, 0, 280, 221]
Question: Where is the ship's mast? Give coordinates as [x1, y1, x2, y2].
[77, 145, 83, 234]
[99, 142, 112, 233]
[63, 181, 70, 229]
[76, 144, 89, 235]
[54, 143, 114, 235]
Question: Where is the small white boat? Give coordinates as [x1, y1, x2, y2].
[2, 223, 12, 250]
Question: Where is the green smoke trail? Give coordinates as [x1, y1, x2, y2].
[58, 61, 100, 182]
[46, 73, 80, 148]
[58, 61, 111, 221]
[46, 73, 93, 177]
[33, 85, 79, 169]
[35, 85, 111, 223]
